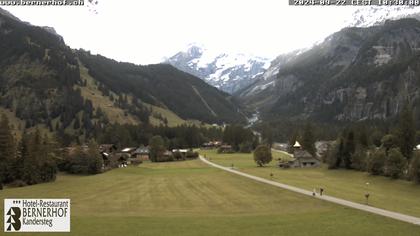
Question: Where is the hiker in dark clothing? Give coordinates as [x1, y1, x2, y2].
[320, 188, 324, 196]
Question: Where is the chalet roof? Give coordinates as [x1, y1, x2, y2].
[294, 150, 318, 161]
[293, 141, 301, 148]
[121, 147, 137, 153]
[172, 149, 188, 153]
[134, 147, 149, 154]
[203, 141, 222, 146]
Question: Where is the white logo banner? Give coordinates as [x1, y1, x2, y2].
[4, 199, 70, 232]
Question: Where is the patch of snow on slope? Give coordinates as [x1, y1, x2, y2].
[347, 6, 420, 27]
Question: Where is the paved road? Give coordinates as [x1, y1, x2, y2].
[199, 156, 420, 226]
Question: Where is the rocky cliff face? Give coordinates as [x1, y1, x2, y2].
[239, 18, 420, 122]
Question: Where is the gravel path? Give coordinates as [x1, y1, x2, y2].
[199, 156, 420, 226]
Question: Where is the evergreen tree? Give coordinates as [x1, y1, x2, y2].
[20, 129, 57, 184]
[84, 100, 94, 117]
[73, 117, 81, 129]
[22, 130, 41, 184]
[149, 135, 166, 162]
[358, 127, 370, 148]
[39, 134, 58, 182]
[82, 112, 93, 133]
[336, 137, 345, 168]
[222, 125, 254, 151]
[13, 130, 30, 182]
[261, 124, 273, 148]
[343, 130, 356, 169]
[381, 134, 398, 153]
[301, 123, 316, 156]
[397, 103, 416, 159]
[0, 114, 16, 183]
[415, 131, 420, 145]
[288, 132, 298, 153]
[326, 139, 342, 169]
[47, 119, 53, 132]
[409, 151, 420, 183]
[371, 129, 384, 147]
[87, 140, 103, 174]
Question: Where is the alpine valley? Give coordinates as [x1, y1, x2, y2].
[0, 8, 245, 144]
[2, 6, 420, 134]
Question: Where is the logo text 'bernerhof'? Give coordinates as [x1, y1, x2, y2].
[4, 199, 70, 232]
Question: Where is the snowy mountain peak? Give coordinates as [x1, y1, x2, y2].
[165, 45, 270, 94]
[347, 6, 420, 27]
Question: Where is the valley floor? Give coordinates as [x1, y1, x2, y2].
[1, 159, 419, 235]
[199, 149, 420, 218]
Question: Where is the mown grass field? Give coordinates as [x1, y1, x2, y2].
[1, 159, 419, 235]
[200, 149, 420, 218]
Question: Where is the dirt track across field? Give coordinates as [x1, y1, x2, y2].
[199, 156, 420, 226]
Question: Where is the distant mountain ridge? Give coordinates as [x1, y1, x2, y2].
[348, 6, 420, 27]
[237, 7, 420, 100]
[0, 8, 245, 143]
[165, 45, 270, 94]
[238, 18, 420, 123]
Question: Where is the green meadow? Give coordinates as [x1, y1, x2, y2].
[1, 159, 419, 235]
[200, 149, 420, 218]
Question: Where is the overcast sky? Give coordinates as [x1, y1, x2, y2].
[3, 1, 382, 64]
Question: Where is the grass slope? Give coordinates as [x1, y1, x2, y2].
[200, 149, 420, 218]
[78, 63, 139, 125]
[1, 160, 419, 235]
[145, 102, 206, 127]
[79, 62, 206, 128]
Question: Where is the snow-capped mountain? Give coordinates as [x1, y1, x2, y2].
[165, 45, 270, 94]
[236, 49, 303, 98]
[347, 6, 420, 27]
[239, 6, 420, 99]
[239, 18, 420, 124]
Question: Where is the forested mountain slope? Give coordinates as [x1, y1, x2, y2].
[239, 18, 420, 123]
[0, 9, 244, 144]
